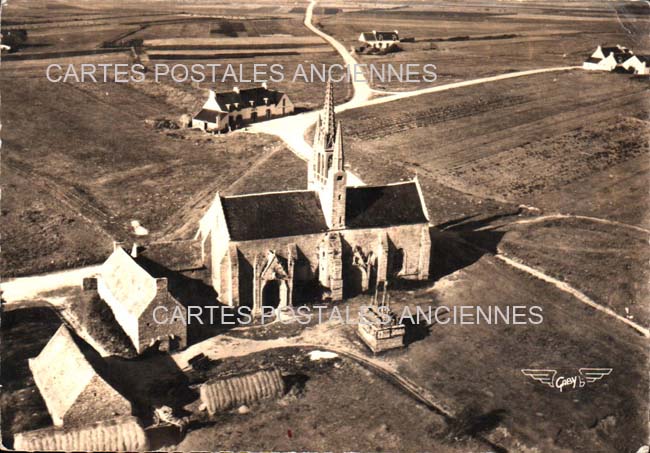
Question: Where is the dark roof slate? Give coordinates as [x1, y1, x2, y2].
[222, 191, 329, 241]
[361, 31, 399, 42]
[215, 87, 285, 109]
[195, 109, 226, 123]
[345, 182, 427, 229]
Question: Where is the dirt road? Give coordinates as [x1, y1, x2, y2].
[2, 265, 100, 303]
[250, 1, 579, 187]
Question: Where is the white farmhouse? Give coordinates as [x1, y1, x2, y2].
[192, 83, 294, 132]
[358, 30, 399, 50]
[622, 55, 650, 75]
[583, 45, 634, 71]
[583, 53, 618, 71]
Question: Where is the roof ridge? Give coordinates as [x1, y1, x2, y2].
[223, 188, 317, 199]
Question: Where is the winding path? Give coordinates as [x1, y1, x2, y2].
[475, 213, 650, 235]
[2, 265, 100, 303]
[496, 254, 650, 338]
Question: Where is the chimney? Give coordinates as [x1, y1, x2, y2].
[233, 86, 240, 93]
[263, 97, 269, 105]
[131, 243, 138, 258]
[262, 81, 268, 89]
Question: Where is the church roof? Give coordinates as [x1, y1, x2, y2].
[29, 326, 110, 426]
[222, 190, 329, 241]
[215, 87, 285, 109]
[345, 181, 428, 229]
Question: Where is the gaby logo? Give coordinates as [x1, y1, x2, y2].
[521, 368, 613, 392]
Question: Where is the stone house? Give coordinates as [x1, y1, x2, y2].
[197, 81, 431, 312]
[90, 245, 187, 354]
[192, 83, 294, 132]
[359, 30, 400, 49]
[29, 325, 132, 428]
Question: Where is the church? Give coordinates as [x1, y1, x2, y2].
[197, 81, 431, 312]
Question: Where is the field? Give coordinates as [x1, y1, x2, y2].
[384, 253, 648, 453]
[315, 1, 650, 90]
[0, 75, 304, 276]
[339, 70, 649, 227]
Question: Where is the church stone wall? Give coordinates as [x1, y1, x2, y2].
[341, 223, 429, 279]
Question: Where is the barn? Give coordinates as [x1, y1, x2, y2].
[29, 325, 133, 428]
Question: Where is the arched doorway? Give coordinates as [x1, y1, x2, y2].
[262, 280, 281, 309]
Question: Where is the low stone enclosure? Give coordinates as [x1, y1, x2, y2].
[199, 368, 285, 415]
[13, 416, 148, 452]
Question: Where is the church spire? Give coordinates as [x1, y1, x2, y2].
[332, 120, 344, 172]
[319, 78, 336, 149]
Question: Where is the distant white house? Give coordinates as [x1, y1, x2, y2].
[622, 55, 650, 75]
[192, 83, 294, 132]
[358, 30, 399, 49]
[583, 44, 633, 71]
[582, 53, 618, 71]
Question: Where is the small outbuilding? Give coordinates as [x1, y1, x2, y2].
[29, 325, 133, 428]
[96, 245, 187, 354]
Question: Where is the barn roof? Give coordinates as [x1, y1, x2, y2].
[194, 109, 226, 123]
[29, 326, 107, 426]
[99, 247, 161, 318]
[345, 181, 428, 229]
[222, 190, 329, 241]
[215, 87, 285, 109]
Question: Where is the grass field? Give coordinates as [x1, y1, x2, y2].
[339, 70, 649, 227]
[381, 253, 649, 453]
[0, 76, 302, 276]
[316, 0, 650, 90]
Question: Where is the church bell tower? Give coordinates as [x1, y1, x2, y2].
[309, 80, 346, 230]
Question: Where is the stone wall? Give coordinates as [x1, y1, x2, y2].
[62, 375, 133, 428]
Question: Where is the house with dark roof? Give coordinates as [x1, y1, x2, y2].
[359, 30, 400, 49]
[197, 81, 431, 312]
[29, 325, 133, 428]
[622, 55, 650, 75]
[192, 83, 294, 132]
